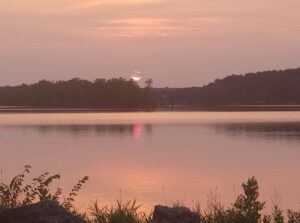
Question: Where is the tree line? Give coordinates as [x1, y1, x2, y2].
[159, 68, 300, 106]
[2, 68, 300, 108]
[0, 78, 155, 108]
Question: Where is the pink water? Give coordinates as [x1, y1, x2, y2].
[0, 112, 299, 212]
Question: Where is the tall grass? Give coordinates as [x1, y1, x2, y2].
[1, 166, 300, 223]
[89, 200, 151, 223]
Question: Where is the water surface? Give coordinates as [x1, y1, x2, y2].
[0, 112, 299, 211]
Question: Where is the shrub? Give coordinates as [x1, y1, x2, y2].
[0, 165, 88, 214]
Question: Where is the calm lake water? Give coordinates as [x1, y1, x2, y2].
[0, 111, 300, 211]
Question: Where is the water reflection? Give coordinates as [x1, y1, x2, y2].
[133, 124, 142, 138]
[2, 112, 300, 211]
[4, 121, 300, 142]
[2, 124, 152, 138]
[212, 122, 300, 142]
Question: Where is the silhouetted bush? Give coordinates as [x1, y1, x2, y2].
[0, 165, 88, 217]
[1, 167, 300, 223]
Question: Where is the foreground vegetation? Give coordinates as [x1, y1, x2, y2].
[0, 166, 299, 223]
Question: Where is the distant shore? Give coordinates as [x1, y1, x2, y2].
[1, 105, 300, 113]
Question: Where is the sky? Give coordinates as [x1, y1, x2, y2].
[1, 0, 300, 87]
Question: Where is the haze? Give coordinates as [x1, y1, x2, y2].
[1, 0, 300, 87]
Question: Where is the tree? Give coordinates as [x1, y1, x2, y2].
[232, 177, 265, 223]
[272, 190, 284, 223]
[143, 79, 155, 108]
[145, 79, 153, 88]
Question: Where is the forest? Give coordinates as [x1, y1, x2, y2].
[161, 68, 300, 106]
[0, 78, 155, 108]
[1, 68, 300, 108]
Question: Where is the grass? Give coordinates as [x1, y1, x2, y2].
[88, 200, 151, 223]
[1, 166, 300, 223]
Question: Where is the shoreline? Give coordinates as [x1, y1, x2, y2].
[1, 105, 300, 113]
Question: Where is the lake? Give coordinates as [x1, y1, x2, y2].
[0, 111, 300, 212]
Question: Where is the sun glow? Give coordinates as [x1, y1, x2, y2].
[131, 69, 142, 82]
[131, 76, 142, 82]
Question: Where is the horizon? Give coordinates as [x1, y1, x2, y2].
[1, 0, 300, 87]
[1, 66, 300, 88]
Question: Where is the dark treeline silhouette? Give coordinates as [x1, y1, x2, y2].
[0, 78, 155, 108]
[158, 68, 300, 106]
[2, 68, 300, 108]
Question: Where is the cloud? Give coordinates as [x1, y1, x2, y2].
[0, 0, 161, 14]
[71, 16, 225, 39]
[71, 17, 176, 38]
[104, 18, 175, 37]
[0, 0, 226, 41]
[70, 0, 162, 10]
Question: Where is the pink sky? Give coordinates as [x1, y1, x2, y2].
[1, 0, 300, 87]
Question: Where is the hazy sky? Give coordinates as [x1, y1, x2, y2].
[1, 0, 300, 87]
